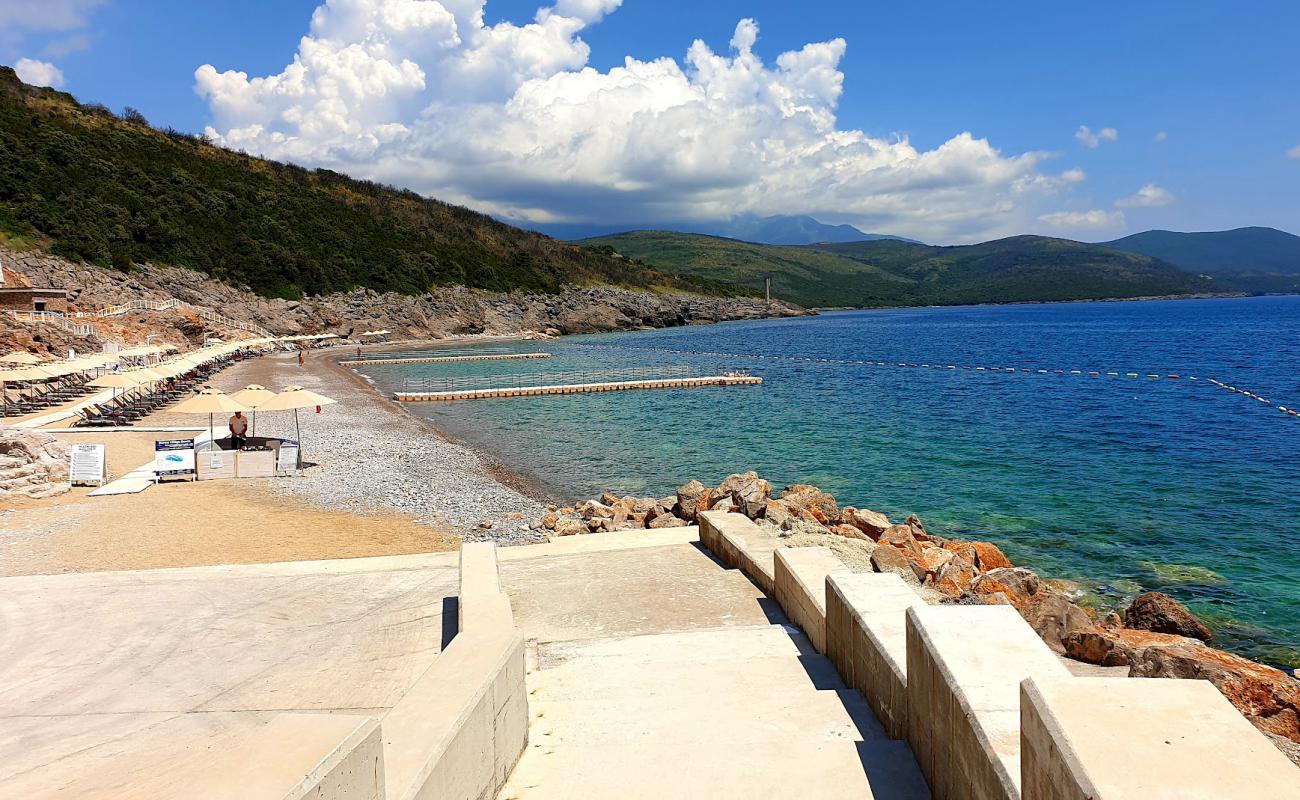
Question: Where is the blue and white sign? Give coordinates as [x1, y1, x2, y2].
[154, 438, 196, 478]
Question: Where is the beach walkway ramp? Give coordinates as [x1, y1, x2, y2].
[496, 527, 929, 799]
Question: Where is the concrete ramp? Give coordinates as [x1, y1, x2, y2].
[497, 529, 929, 799]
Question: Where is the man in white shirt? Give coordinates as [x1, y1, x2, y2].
[229, 411, 249, 448]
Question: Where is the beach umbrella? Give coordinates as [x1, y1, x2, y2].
[169, 388, 250, 445]
[256, 385, 337, 462]
[0, 351, 44, 365]
[88, 371, 144, 401]
[230, 384, 277, 435]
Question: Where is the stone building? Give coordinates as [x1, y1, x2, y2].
[0, 261, 68, 313]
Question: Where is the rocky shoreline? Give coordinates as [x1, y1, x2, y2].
[534, 471, 1300, 764]
[2, 246, 810, 352]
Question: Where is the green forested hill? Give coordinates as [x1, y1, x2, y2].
[0, 67, 737, 300]
[1100, 227, 1300, 293]
[583, 231, 1219, 308]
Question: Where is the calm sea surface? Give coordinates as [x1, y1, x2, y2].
[359, 296, 1300, 665]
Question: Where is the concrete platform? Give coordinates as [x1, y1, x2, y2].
[0, 556, 457, 799]
[502, 626, 929, 800]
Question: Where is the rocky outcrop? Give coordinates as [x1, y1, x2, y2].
[1124, 591, 1213, 642]
[0, 427, 71, 499]
[3, 245, 810, 345]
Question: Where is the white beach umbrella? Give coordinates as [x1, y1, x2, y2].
[256, 385, 337, 461]
[169, 388, 250, 444]
[0, 351, 44, 365]
[230, 384, 277, 435]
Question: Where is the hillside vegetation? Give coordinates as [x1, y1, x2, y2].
[1101, 227, 1300, 293]
[584, 232, 1218, 308]
[0, 67, 740, 300]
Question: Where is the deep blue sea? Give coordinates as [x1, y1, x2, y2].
[359, 297, 1300, 665]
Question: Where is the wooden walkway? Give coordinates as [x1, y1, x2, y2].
[340, 352, 550, 366]
[394, 375, 762, 402]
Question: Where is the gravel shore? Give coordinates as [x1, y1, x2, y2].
[203, 347, 548, 544]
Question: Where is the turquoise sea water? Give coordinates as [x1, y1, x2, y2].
[359, 297, 1300, 666]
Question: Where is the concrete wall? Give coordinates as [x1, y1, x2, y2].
[698, 509, 778, 593]
[906, 605, 1071, 800]
[383, 542, 528, 800]
[1021, 677, 1300, 799]
[825, 572, 924, 740]
[772, 546, 847, 654]
[697, 511, 1300, 798]
[285, 716, 386, 800]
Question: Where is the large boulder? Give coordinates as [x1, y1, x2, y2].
[943, 540, 1014, 571]
[1129, 640, 1300, 744]
[931, 555, 977, 597]
[763, 498, 796, 529]
[840, 507, 891, 539]
[0, 427, 71, 500]
[673, 480, 708, 522]
[1124, 592, 1213, 642]
[871, 545, 920, 586]
[969, 567, 1042, 608]
[878, 525, 923, 557]
[1019, 592, 1094, 653]
[1064, 627, 1196, 667]
[779, 484, 839, 524]
[718, 471, 771, 518]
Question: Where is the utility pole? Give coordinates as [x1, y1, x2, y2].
[765, 276, 771, 305]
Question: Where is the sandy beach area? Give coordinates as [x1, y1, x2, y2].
[0, 342, 548, 577]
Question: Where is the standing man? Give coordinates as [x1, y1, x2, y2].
[298, 350, 305, 367]
[229, 411, 249, 448]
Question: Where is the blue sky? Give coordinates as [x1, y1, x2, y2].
[4, 0, 1298, 243]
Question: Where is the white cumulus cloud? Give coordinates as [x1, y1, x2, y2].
[1075, 125, 1118, 149]
[1060, 168, 1086, 183]
[14, 58, 65, 88]
[1115, 183, 1174, 208]
[1288, 144, 1300, 160]
[1153, 131, 1168, 143]
[196, 0, 1072, 242]
[1038, 209, 1126, 231]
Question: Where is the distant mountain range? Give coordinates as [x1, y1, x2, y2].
[1100, 227, 1300, 292]
[516, 214, 919, 246]
[581, 232, 1218, 308]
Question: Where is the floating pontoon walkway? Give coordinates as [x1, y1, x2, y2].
[340, 352, 551, 366]
[394, 375, 761, 402]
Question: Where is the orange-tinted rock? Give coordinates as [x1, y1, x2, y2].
[1064, 627, 1193, 667]
[871, 545, 919, 585]
[970, 541, 1013, 570]
[1129, 640, 1300, 743]
[916, 546, 955, 577]
[880, 525, 923, 557]
[779, 484, 840, 522]
[1020, 591, 1094, 653]
[932, 555, 977, 597]
[830, 524, 869, 540]
[541, 511, 559, 530]
[904, 514, 931, 542]
[648, 513, 687, 529]
[942, 540, 1012, 571]
[1124, 592, 1213, 642]
[840, 507, 891, 539]
[764, 498, 795, 528]
[673, 480, 708, 522]
[969, 567, 1041, 609]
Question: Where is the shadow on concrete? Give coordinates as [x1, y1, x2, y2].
[440, 596, 459, 649]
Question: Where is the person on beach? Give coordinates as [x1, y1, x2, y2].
[298, 351, 305, 367]
[229, 411, 249, 448]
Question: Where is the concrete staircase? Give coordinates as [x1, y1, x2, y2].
[497, 528, 929, 799]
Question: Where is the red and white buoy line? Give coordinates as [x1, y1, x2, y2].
[567, 343, 1300, 421]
